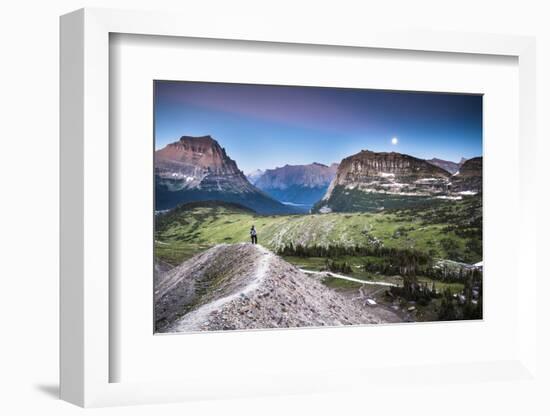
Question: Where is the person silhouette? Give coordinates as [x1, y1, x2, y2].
[250, 225, 258, 244]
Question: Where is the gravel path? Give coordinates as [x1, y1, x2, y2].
[299, 268, 397, 287]
[169, 246, 272, 331]
[155, 243, 395, 333]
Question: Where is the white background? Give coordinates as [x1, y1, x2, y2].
[1, 1, 549, 415]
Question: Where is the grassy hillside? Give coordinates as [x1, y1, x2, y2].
[312, 186, 442, 213]
[155, 196, 482, 266]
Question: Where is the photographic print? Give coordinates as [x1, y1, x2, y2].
[154, 81, 483, 333]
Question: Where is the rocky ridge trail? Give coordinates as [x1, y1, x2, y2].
[155, 243, 386, 332]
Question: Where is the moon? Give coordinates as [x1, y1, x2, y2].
[391, 137, 399, 145]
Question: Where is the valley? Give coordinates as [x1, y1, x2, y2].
[155, 194, 482, 328]
[155, 196, 482, 265]
[154, 134, 482, 331]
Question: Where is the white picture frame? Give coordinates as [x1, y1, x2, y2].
[60, 7, 538, 407]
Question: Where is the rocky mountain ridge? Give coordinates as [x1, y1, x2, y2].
[317, 149, 482, 213]
[155, 243, 385, 332]
[155, 135, 296, 214]
[323, 150, 452, 200]
[156, 135, 248, 190]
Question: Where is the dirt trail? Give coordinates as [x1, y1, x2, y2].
[170, 246, 272, 331]
[299, 268, 397, 287]
[155, 243, 396, 332]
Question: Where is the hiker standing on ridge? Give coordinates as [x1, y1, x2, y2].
[250, 225, 258, 245]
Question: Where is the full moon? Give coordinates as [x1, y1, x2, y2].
[391, 137, 399, 145]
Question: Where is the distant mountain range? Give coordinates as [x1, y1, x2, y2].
[426, 157, 467, 174]
[155, 136, 297, 214]
[246, 169, 265, 185]
[155, 135, 481, 215]
[252, 163, 338, 208]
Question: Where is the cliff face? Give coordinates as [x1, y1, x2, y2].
[156, 135, 236, 171]
[336, 151, 450, 180]
[155, 135, 248, 190]
[315, 150, 482, 213]
[323, 150, 451, 201]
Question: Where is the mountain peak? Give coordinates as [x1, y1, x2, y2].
[179, 134, 216, 144]
[157, 134, 231, 171]
[347, 149, 450, 175]
[246, 168, 265, 185]
[155, 135, 297, 214]
[319, 148, 451, 206]
[175, 135, 223, 152]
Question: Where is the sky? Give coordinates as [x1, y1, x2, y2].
[154, 81, 482, 174]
